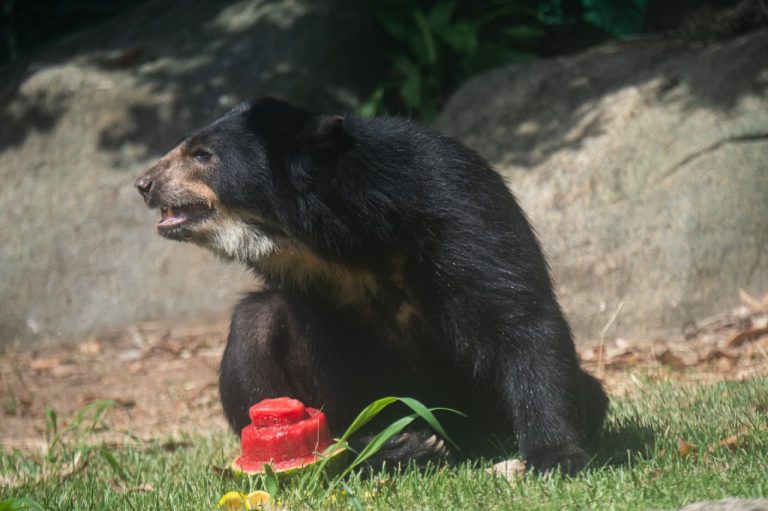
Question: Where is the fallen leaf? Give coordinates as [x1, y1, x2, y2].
[164, 341, 184, 355]
[58, 453, 93, 481]
[678, 438, 698, 457]
[117, 349, 143, 362]
[701, 350, 739, 363]
[211, 465, 236, 478]
[605, 351, 642, 368]
[658, 350, 688, 370]
[162, 440, 192, 452]
[78, 341, 102, 355]
[52, 364, 78, 379]
[374, 477, 394, 489]
[739, 289, 767, 312]
[727, 327, 768, 348]
[102, 46, 144, 68]
[719, 434, 745, 451]
[128, 483, 155, 493]
[115, 397, 136, 408]
[29, 358, 60, 370]
[580, 346, 604, 362]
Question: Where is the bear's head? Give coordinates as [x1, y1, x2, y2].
[134, 98, 351, 266]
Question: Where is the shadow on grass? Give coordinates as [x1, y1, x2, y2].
[589, 416, 657, 468]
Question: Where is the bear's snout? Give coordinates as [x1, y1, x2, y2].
[135, 176, 153, 201]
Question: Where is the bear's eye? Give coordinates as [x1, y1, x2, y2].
[190, 148, 212, 161]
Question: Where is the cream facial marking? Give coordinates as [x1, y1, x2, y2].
[191, 208, 278, 265]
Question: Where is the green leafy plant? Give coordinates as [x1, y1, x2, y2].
[363, 0, 542, 121]
[4, 399, 120, 487]
[362, 0, 649, 121]
[44, 400, 115, 464]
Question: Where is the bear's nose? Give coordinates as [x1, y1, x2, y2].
[135, 176, 153, 200]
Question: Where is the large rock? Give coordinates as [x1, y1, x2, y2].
[0, 0, 385, 343]
[438, 30, 768, 343]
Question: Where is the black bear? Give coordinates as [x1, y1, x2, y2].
[135, 98, 607, 474]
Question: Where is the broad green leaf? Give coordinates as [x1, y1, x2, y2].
[582, 0, 647, 37]
[434, 21, 477, 54]
[358, 87, 386, 117]
[0, 498, 46, 511]
[500, 25, 545, 41]
[399, 70, 422, 110]
[374, 5, 411, 41]
[428, 0, 458, 30]
[263, 463, 279, 497]
[392, 56, 422, 109]
[413, 9, 437, 64]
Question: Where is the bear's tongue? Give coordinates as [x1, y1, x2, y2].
[159, 207, 189, 227]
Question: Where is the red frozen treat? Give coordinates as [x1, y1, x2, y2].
[233, 397, 336, 473]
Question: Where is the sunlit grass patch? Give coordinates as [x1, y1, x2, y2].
[2, 379, 767, 510]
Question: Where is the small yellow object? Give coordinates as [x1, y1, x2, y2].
[218, 492, 246, 510]
[218, 490, 271, 510]
[244, 491, 271, 508]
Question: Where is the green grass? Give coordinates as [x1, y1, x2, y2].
[2, 378, 767, 510]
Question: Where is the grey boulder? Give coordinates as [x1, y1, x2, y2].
[437, 30, 768, 343]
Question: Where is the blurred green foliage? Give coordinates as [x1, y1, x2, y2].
[362, 0, 649, 120]
[0, 0, 747, 122]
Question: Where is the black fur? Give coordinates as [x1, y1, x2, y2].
[140, 97, 608, 475]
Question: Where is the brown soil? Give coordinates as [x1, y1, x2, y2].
[1, 319, 231, 451]
[2, 293, 767, 453]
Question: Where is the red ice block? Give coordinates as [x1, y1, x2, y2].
[234, 397, 333, 473]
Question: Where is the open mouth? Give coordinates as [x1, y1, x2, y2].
[157, 203, 213, 231]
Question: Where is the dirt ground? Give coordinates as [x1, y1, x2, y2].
[1, 319, 232, 452]
[2, 293, 767, 452]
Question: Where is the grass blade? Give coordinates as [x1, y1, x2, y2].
[100, 445, 129, 482]
[344, 415, 416, 475]
[397, 398, 464, 451]
[340, 481, 364, 511]
[337, 397, 399, 441]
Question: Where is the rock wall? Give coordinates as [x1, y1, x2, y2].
[437, 30, 768, 343]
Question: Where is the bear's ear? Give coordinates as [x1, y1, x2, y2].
[246, 97, 312, 140]
[301, 115, 353, 157]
